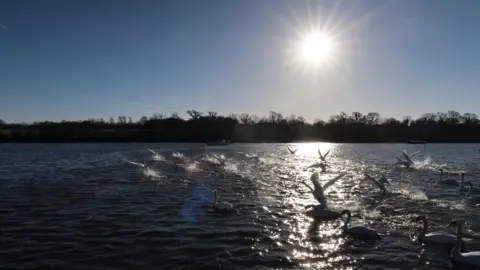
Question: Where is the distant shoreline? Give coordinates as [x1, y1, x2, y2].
[2, 110, 479, 144]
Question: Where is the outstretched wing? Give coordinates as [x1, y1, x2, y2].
[318, 149, 323, 159]
[410, 151, 420, 158]
[322, 149, 331, 160]
[125, 159, 145, 168]
[148, 148, 157, 155]
[287, 146, 297, 154]
[401, 150, 413, 164]
[322, 173, 347, 191]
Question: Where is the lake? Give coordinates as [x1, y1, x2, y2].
[0, 143, 479, 270]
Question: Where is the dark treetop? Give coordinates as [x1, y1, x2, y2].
[0, 110, 478, 143]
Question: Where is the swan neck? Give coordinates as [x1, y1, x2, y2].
[438, 171, 443, 182]
[452, 224, 463, 255]
[213, 191, 218, 205]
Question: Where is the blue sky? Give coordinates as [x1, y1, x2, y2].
[1, 0, 480, 123]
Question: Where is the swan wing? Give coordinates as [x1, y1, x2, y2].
[456, 252, 480, 267]
[125, 159, 145, 168]
[322, 173, 347, 190]
[401, 150, 413, 164]
[424, 232, 456, 244]
[410, 151, 420, 158]
[148, 148, 157, 155]
[322, 149, 331, 160]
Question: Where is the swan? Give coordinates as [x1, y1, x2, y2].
[305, 204, 343, 221]
[465, 182, 480, 202]
[287, 146, 298, 155]
[449, 219, 480, 268]
[437, 169, 460, 186]
[211, 190, 234, 212]
[340, 209, 380, 240]
[302, 172, 347, 208]
[459, 178, 480, 193]
[318, 149, 331, 162]
[415, 215, 458, 245]
[360, 174, 388, 194]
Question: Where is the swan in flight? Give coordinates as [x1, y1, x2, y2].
[340, 210, 380, 240]
[304, 204, 343, 221]
[360, 174, 388, 194]
[449, 219, 480, 268]
[465, 182, 480, 202]
[287, 146, 298, 155]
[318, 149, 331, 162]
[211, 190, 234, 212]
[415, 215, 459, 245]
[125, 159, 148, 168]
[437, 169, 460, 186]
[302, 172, 347, 208]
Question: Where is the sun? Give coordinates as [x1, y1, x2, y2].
[298, 31, 335, 65]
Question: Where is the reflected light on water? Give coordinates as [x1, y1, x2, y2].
[290, 142, 335, 159]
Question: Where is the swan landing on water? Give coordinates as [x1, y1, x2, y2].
[302, 172, 347, 209]
[449, 219, 480, 268]
[360, 174, 389, 194]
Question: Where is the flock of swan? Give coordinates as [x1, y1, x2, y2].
[125, 146, 480, 269]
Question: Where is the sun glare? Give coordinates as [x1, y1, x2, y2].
[298, 32, 335, 65]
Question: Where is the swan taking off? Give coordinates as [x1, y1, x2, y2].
[318, 149, 330, 162]
[287, 146, 298, 155]
[208, 153, 231, 166]
[211, 190, 234, 212]
[341, 209, 380, 240]
[305, 204, 343, 221]
[302, 172, 347, 209]
[402, 149, 418, 165]
[449, 219, 480, 268]
[437, 169, 460, 186]
[360, 174, 388, 194]
[415, 215, 459, 245]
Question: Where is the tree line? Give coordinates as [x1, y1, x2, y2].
[0, 110, 479, 143]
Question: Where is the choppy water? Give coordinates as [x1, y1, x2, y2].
[1, 143, 480, 270]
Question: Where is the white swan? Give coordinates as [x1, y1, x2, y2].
[318, 149, 331, 162]
[416, 215, 458, 245]
[465, 182, 480, 202]
[341, 209, 380, 240]
[305, 204, 343, 221]
[211, 190, 234, 211]
[360, 174, 388, 194]
[302, 172, 347, 208]
[437, 169, 460, 186]
[449, 219, 480, 268]
[287, 146, 298, 155]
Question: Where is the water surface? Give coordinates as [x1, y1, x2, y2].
[1, 143, 479, 269]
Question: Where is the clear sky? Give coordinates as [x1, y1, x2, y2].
[1, 0, 480, 123]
